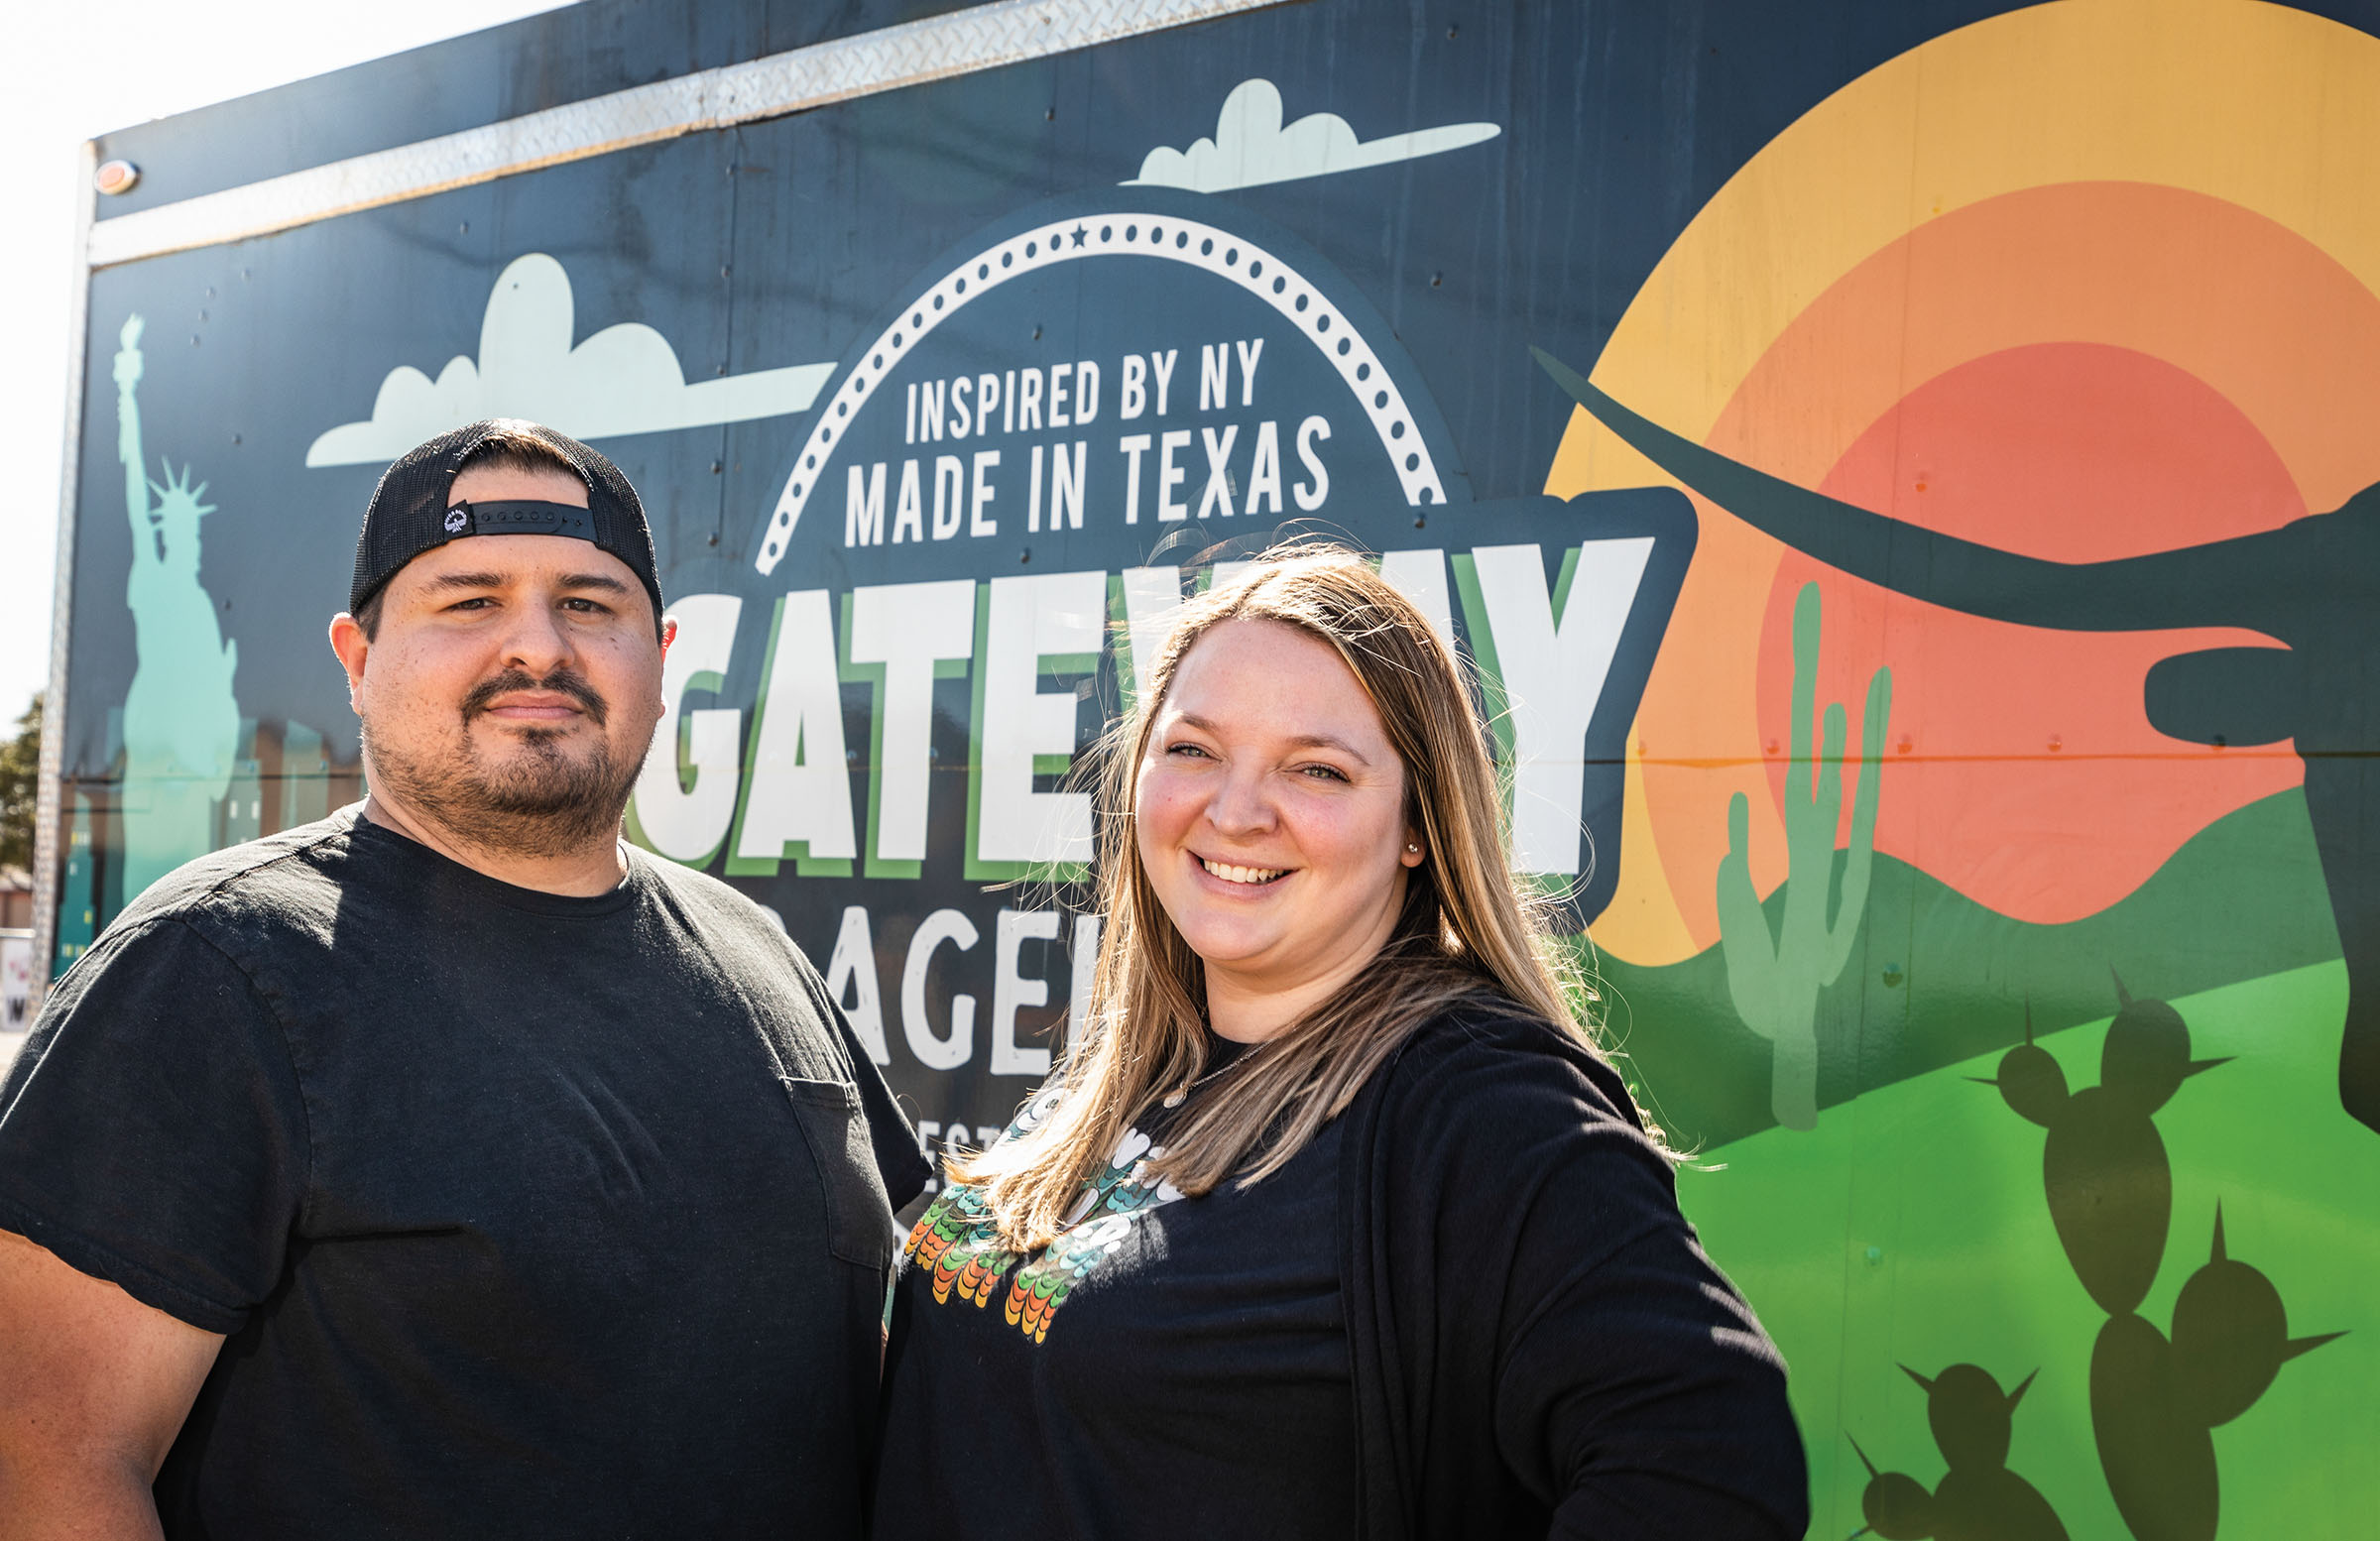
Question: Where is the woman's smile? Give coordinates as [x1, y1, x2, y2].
[1194, 855, 1292, 888]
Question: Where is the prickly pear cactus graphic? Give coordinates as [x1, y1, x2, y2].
[113, 314, 241, 902]
[1980, 980, 2342, 1540]
[1849, 1363, 2068, 1540]
[1716, 580, 1891, 1129]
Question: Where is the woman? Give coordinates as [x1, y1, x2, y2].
[875, 549, 1807, 1538]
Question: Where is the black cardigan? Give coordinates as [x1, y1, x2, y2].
[1337, 1008, 1809, 1539]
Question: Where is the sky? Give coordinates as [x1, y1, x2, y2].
[0, 0, 570, 730]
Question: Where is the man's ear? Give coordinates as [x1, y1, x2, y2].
[328, 614, 370, 706]
[659, 615, 679, 658]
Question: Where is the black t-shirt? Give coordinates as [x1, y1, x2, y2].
[873, 1040, 1358, 1541]
[0, 808, 929, 1540]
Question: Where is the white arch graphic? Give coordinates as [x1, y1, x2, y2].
[755, 210, 1447, 573]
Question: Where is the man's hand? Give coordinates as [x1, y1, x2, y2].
[0, 1228, 221, 1541]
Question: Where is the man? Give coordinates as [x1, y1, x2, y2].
[0, 420, 928, 1539]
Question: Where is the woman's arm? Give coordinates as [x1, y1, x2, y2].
[1369, 1020, 1808, 1539]
[1496, 1222, 1806, 1538]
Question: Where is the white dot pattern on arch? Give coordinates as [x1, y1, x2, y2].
[754, 213, 1447, 574]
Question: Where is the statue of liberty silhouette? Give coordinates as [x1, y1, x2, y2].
[113, 314, 240, 901]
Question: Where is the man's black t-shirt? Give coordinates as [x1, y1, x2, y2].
[873, 1039, 1358, 1540]
[0, 809, 929, 1540]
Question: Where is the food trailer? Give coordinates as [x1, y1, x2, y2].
[39, 0, 2377, 1530]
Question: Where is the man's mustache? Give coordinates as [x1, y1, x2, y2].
[461, 667, 609, 727]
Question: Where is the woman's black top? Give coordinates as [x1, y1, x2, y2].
[873, 1035, 1357, 1539]
[872, 1010, 1810, 1540]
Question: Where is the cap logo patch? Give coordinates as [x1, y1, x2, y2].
[443, 507, 469, 533]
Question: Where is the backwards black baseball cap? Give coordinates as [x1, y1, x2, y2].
[348, 418, 664, 630]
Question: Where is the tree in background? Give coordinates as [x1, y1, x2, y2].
[0, 695, 42, 873]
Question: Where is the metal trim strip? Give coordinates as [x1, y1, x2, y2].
[84, 0, 1290, 269]
[34, 142, 100, 995]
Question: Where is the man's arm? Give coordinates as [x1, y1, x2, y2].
[0, 1229, 222, 1541]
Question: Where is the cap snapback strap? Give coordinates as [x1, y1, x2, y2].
[440, 500, 599, 540]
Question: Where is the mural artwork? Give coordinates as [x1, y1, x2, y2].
[111, 315, 240, 901]
[1851, 1363, 2067, 1541]
[49, 0, 2378, 1532]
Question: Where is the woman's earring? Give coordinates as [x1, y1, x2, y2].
[1406, 842, 1421, 853]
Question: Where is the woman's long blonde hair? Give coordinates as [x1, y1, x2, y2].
[950, 545, 1639, 1249]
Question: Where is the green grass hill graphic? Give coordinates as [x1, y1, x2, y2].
[1678, 957, 2371, 1541]
[1594, 786, 2337, 1152]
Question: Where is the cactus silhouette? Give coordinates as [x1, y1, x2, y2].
[1716, 579, 1892, 1129]
[1848, 1363, 2068, 1540]
[1979, 981, 2342, 1540]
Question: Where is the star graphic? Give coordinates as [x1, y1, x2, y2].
[1070, 224, 1089, 248]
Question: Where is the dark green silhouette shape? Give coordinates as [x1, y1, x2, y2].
[1975, 986, 2341, 1540]
[1848, 1363, 2067, 1540]
[1535, 345, 2380, 1134]
[1978, 989, 2227, 1315]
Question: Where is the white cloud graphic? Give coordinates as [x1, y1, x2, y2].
[305, 253, 834, 467]
[1124, 77, 1499, 194]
